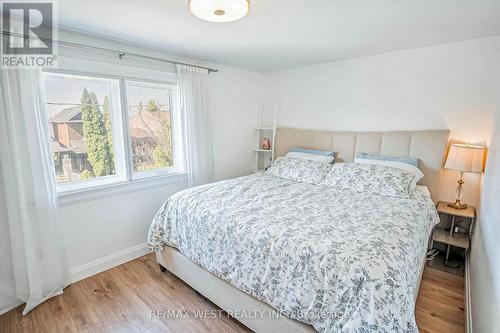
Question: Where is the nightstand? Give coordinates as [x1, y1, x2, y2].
[431, 201, 476, 267]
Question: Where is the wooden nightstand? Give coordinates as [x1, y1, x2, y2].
[431, 201, 475, 269]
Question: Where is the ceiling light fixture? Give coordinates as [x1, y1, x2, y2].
[189, 0, 249, 23]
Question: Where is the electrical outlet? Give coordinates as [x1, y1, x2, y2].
[454, 226, 460, 233]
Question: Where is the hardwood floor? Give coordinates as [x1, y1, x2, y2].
[415, 266, 465, 333]
[0, 253, 465, 333]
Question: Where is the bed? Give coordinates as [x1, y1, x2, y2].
[148, 128, 450, 333]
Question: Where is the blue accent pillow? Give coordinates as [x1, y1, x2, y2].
[357, 153, 418, 167]
[289, 146, 335, 157]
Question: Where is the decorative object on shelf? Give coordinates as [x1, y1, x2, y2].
[444, 143, 486, 210]
[255, 103, 279, 172]
[261, 137, 271, 150]
[189, 0, 250, 23]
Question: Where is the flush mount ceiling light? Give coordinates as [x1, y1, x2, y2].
[189, 0, 249, 23]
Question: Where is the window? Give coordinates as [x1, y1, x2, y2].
[126, 81, 175, 177]
[42, 71, 180, 193]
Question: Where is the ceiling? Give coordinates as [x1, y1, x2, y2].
[58, 0, 500, 72]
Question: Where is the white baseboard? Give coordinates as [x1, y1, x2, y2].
[0, 244, 148, 315]
[465, 251, 473, 333]
[70, 242, 149, 283]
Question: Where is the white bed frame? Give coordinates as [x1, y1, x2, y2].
[157, 128, 451, 333]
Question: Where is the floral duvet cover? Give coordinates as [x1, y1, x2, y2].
[148, 173, 439, 333]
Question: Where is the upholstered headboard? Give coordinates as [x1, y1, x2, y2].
[275, 128, 450, 202]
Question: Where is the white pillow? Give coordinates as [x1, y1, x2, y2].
[353, 157, 424, 193]
[286, 151, 334, 164]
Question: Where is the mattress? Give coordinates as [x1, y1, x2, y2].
[148, 173, 439, 333]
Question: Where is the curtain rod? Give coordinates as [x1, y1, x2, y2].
[1, 31, 219, 73]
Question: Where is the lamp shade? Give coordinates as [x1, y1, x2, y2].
[444, 143, 485, 173]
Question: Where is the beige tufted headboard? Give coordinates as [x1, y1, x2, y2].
[275, 128, 450, 202]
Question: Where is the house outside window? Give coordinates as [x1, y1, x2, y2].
[49, 104, 95, 181]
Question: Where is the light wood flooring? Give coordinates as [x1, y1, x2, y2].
[0, 253, 465, 333]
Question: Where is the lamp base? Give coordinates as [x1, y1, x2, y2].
[448, 200, 468, 210]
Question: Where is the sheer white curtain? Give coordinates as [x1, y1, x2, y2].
[0, 69, 69, 314]
[177, 64, 214, 187]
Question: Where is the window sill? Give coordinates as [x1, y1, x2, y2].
[57, 173, 187, 207]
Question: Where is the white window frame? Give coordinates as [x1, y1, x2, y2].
[123, 78, 179, 181]
[42, 68, 183, 199]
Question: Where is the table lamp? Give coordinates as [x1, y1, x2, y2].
[444, 143, 486, 210]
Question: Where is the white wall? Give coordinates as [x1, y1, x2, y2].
[471, 117, 500, 333]
[59, 182, 184, 277]
[265, 36, 499, 136]
[470, 229, 500, 333]
[208, 64, 264, 180]
[264, 36, 500, 332]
